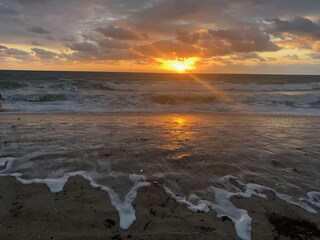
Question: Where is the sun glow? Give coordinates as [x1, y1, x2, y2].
[160, 57, 199, 72]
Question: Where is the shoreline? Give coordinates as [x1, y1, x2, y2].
[0, 112, 319, 239]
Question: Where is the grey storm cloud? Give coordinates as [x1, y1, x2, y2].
[0, 0, 320, 64]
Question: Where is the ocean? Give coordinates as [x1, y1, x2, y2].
[0, 71, 319, 239]
[0, 71, 319, 115]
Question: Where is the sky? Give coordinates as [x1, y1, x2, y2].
[0, 0, 320, 74]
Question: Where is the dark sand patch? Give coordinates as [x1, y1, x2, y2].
[268, 213, 320, 240]
[232, 193, 320, 240]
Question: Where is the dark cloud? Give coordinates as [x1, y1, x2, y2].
[63, 36, 137, 62]
[0, 44, 31, 60]
[0, 45, 8, 50]
[116, 0, 227, 35]
[178, 27, 280, 57]
[266, 17, 320, 39]
[31, 48, 59, 58]
[96, 25, 145, 40]
[28, 26, 50, 34]
[67, 42, 98, 52]
[66, 47, 142, 62]
[6, 48, 29, 56]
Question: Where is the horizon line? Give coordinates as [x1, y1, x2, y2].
[1, 69, 319, 76]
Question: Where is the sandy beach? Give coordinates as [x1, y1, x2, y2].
[0, 176, 319, 240]
[0, 113, 319, 240]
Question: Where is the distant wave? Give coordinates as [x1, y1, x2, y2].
[216, 81, 320, 92]
[11, 93, 70, 102]
[0, 72, 319, 115]
[0, 81, 29, 90]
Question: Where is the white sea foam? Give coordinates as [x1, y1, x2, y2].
[164, 186, 252, 240]
[162, 177, 319, 240]
[0, 166, 150, 230]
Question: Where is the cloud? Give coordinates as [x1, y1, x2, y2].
[97, 38, 130, 49]
[96, 25, 145, 41]
[283, 54, 299, 60]
[265, 17, 320, 39]
[0, 45, 8, 50]
[28, 26, 50, 34]
[134, 40, 201, 59]
[230, 52, 266, 62]
[177, 27, 280, 57]
[0, 0, 320, 72]
[31, 48, 59, 59]
[0, 4, 18, 15]
[0, 44, 31, 60]
[31, 40, 43, 46]
[64, 39, 142, 62]
[308, 53, 320, 59]
[67, 42, 98, 52]
[263, 17, 320, 51]
[6, 48, 29, 56]
[66, 48, 142, 62]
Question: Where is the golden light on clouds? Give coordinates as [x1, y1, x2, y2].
[1, 1, 320, 73]
[159, 57, 199, 72]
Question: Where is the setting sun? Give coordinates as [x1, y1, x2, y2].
[160, 57, 199, 72]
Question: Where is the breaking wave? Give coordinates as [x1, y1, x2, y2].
[0, 71, 319, 114]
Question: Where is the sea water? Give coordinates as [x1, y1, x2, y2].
[0, 71, 319, 115]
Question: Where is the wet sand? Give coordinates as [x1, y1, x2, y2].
[0, 113, 319, 239]
[0, 176, 319, 240]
